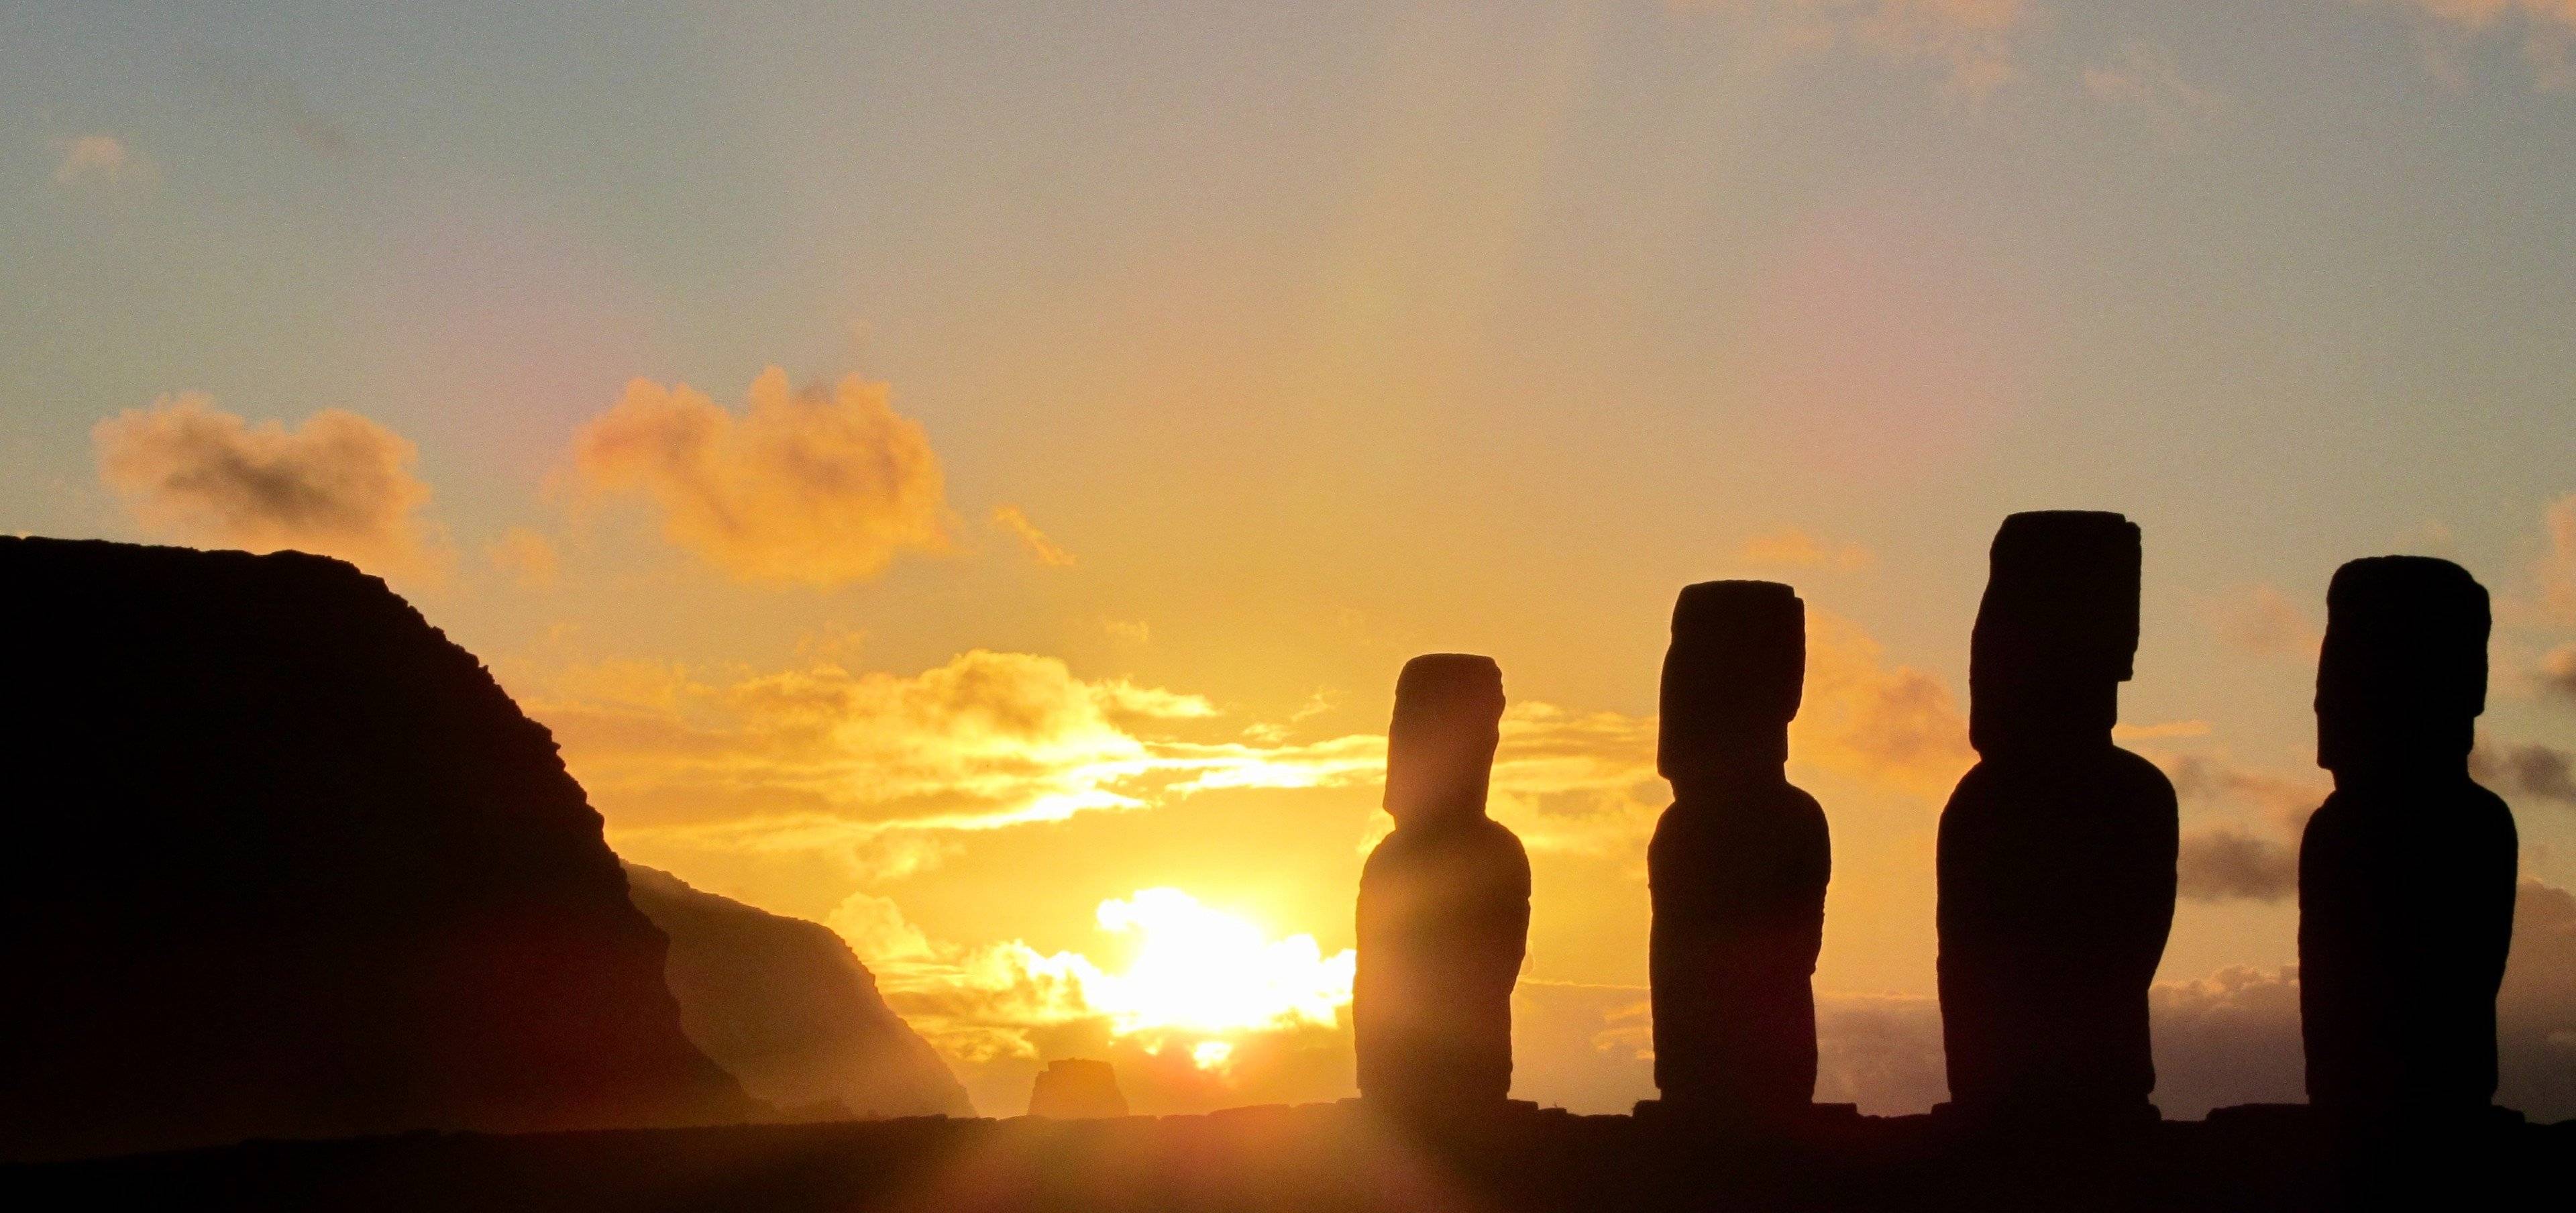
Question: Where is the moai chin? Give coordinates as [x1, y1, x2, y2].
[1936, 511, 2178, 1127]
[2300, 557, 2516, 1130]
[1647, 581, 1831, 1123]
[1354, 653, 1531, 1118]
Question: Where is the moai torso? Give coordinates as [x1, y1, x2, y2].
[1935, 512, 2178, 1124]
[2298, 557, 2518, 1126]
[1353, 654, 1531, 1114]
[1647, 581, 1830, 1119]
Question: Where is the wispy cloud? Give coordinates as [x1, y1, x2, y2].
[93, 393, 443, 579]
[49, 134, 152, 187]
[1680, 0, 2037, 98]
[567, 368, 948, 586]
[2536, 493, 2576, 625]
[990, 505, 1075, 567]
[2372, 0, 2576, 89]
[2540, 644, 2576, 703]
[485, 527, 559, 588]
[2084, 41, 2227, 137]
[1739, 527, 1872, 572]
[2199, 584, 2321, 657]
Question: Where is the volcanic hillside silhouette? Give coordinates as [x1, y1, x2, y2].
[623, 863, 973, 1120]
[0, 538, 753, 1162]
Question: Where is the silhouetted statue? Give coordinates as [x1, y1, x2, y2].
[1027, 1059, 1129, 1119]
[1355, 654, 1531, 1117]
[1647, 582, 1829, 1122]
[2300, 557, 2517, 1128]
[1937, 512, 2178, 1127]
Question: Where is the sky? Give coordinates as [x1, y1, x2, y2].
[5, 0, 2575, 1118]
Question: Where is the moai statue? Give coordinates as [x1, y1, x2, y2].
[2300, 557, 2517, 1128]
[1354, 654, 1531, 1118]
[1936, 511, 2178, 1126]
[1648, 581, 1830, 1123]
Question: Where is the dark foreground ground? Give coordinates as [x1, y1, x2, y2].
[12, 1103, 2567, 1212]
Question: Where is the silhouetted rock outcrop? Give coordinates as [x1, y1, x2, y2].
[1028, 1059, 1128, 1118]
[622, 864, 972, 1120]
[1648, 581, 1830, 1122]
[0, 538, 752, 1162]
[2300, 557, 2516, 1128]
[1355, 654, 1531, 1116]
[1937, 513, 2178, 1126]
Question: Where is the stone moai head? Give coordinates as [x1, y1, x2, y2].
[2316, 556, 2489, 778]
[1384, 653, 1506, 829]
[1658, 580, 1805, 786]
[1968, 511, 2142, 755]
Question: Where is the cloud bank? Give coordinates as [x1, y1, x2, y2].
[525, 649, 1306, 841]
[93, 393, 441, 578]
[569, 368, 947, 585]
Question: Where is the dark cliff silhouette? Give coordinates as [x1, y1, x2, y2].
[2300, 557, 2517, 1128]
[1354, 654, 1531, 1116]
[1937, 512, 2179, 1127]
[622, 864, 973, 1120]
[0, 537, 752, 1163]
[1647, 581, 1830, 1122]
[1026, 1059, 1130, 1119]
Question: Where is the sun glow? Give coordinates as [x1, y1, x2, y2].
[1081, 888, 1354, 1047]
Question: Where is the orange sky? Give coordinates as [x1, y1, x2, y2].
[11, 0, 2576, 1118]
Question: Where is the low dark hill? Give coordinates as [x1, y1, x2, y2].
[623, 864, 973, 1119]
[0, 537, 753, 1163]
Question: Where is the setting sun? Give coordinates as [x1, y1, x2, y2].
[1083, 889, 1355, 1055]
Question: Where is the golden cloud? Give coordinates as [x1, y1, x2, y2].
[1484, 705, 1668, 855]
[516, 649, 1381, 845]
[93, 393, 442, 578]
[1792, 611, 1976, 796]
[568, 368, 947, 585]
[541, 609, 1970, 871]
